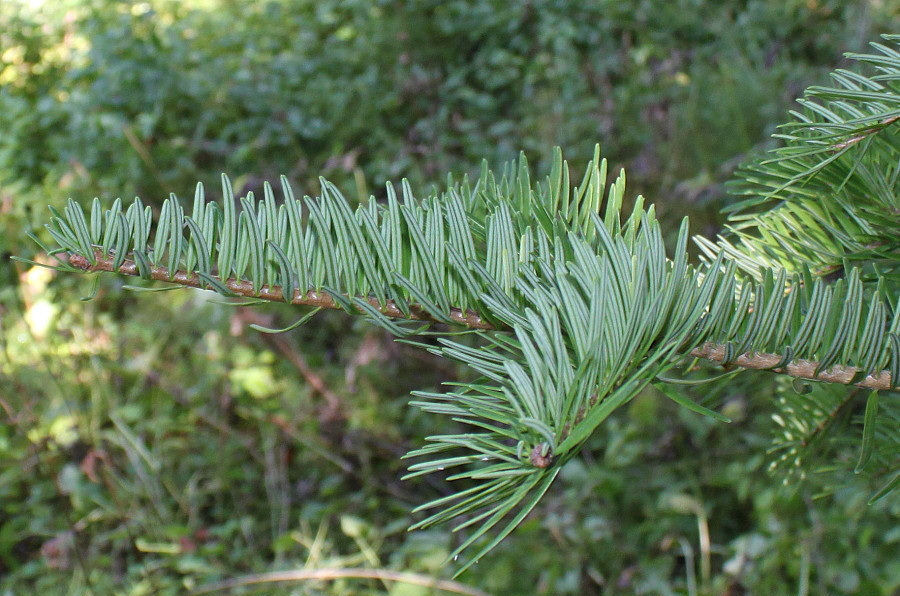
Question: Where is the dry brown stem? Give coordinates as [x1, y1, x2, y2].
[191, 567, 490, 596]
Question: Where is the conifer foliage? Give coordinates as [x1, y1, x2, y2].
[22, 36, 899, 573]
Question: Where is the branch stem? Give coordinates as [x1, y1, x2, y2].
[828, 114, 899, 152]
[67, 253, 492, 329]
[687, 344, 891, 390]
[67, 253, 894, 391]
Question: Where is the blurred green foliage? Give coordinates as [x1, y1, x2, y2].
[0, 0, 897, 594]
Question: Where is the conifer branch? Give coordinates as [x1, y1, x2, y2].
[26, 39, 900, 563]
[66, 252, 895, 390]
[688, 343, 892, 390]
[699, 36, 900, 282]
[66, 252, 493, 330]
[828, 114, 898, 152]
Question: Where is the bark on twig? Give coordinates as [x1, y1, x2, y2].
[67, 253, 895, 391]
[688, 343, 892, 391]
[828, 115, 899, 152]
[67, 253, 493, 330]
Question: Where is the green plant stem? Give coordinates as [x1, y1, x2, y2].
[67, 252, 895, 390]
[826, 114, 899, 152]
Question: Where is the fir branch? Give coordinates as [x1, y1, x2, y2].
[26, 82, 900, 567]
[11, 30, 900, 574]
[700, 35, 900, 282]
[66, 251, 896, 391]
[827, 114, 899, 152]
[66, 252, 494, 329]
[688, 343, 892, 390]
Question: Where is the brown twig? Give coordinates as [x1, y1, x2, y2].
[191, 567, 491, 596]
[67, 253, 895, 391]
[828, 115, 899, 152]
[68, 253, 493, 330]
[688, 343, 892, 391]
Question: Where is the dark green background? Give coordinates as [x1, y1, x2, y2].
[1, 1, 897, 593]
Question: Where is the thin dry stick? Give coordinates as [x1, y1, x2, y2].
[67, 253, 895, 390]
[191, 568, 490, 596]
